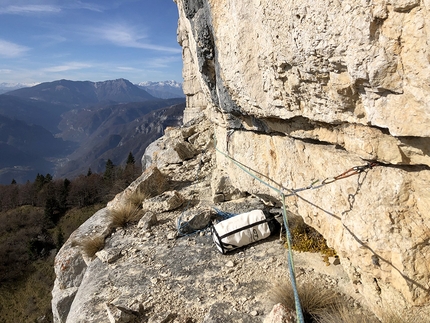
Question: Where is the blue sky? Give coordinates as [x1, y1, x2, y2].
[0, 0, 183, 84]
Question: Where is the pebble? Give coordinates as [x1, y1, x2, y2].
[225, 260, 235, 267]
[250, 310, 258, 316]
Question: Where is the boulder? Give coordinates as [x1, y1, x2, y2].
[141, 191, 185, 213]
[107, 166, 168, 211]
[137, 211, 158, 231]
[263, 304, 296, 323]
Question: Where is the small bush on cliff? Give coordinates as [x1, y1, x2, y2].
[318, 306, 430, 323]
[76, 235, 105, 259]
[317, 305, 379, 323]
[109, 203, 142, 229]
[270, 280, 430, 323]
[380, 310, 430, 323]
[128, 187, 150, 209]
[270, 280, 341, 322]
[286, 217, 337, 265]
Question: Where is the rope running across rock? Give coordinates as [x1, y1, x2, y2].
[214, 133, 379, 323]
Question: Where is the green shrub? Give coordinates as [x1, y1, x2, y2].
[285, 218, 337, 265]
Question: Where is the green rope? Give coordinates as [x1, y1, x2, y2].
[214, 135, 305, 323]
[281, 192, 304, 323]
[213, 131, 377, 322]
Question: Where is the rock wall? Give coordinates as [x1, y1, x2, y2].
[176, 0, 430, 316]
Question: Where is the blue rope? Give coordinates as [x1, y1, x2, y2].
[177, 207, 237, 237]
[212, 207, 237, 221]
[214, 134, 305, 323]
[281, 193, 304, 323]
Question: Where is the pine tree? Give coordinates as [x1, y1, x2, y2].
[34, 173, 45, 192]
[104, 159, 115, 181]
[125, 152, 137, 185]
[126, 152, 135, 165]
[44, 197, 59, 223]
[45, 173, 53, 184]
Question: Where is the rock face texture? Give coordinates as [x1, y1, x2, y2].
[176, 0, 430, 317]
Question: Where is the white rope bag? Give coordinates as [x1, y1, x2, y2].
[212, 209, 280, 254]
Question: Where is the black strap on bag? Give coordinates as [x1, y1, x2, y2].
[212, 210, 280, 254]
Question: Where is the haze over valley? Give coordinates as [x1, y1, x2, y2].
[0, 78, 185, 184]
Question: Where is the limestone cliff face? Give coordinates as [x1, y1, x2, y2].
[176, 0, 430, 315]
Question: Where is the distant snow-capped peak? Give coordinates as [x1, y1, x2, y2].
[137, 80, 182, 88]
[0, 82, 40, 88]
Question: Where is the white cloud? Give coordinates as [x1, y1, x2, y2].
[43, 62, 92, 72]
[89, 23, 181, 54]
[66, 1, 104, 12]
[0, 5, 61, 15]
[116, 66, 138, 71]
[0, 39, 30, 57]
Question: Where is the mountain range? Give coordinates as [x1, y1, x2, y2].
[0, 82, 40, 94]
[0, 79, 185, 184]
[136, 81, 185, 99]
[0, 80, 185, 98]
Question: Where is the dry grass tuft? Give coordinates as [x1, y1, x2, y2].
[109, 203, 141, 229]
[270, 280, 342, 322]
[270, 280, 429, 323]
[78, 235, 105, 258]
[317, 305, 379, 323]
[379, 309, 430, 323]
[128, 187, 150, 208]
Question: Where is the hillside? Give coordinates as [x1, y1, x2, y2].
[6, 78, 154, 107]
[0, 115, 76, 184]
[0, 95, 68, 133]
[56, 101, 185, 178]
[0, 79, 185, 184]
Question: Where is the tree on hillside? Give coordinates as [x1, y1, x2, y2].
[67, 173, 104, 207]
[126, 152, 135, 165]
[124, 152, 138, 185]
[60, 179, 71, 209]
[104, 159, 115, 182]
[17, 181, 33, 206]
[44, 197, 60, 224]
[45, 173, 53, 183]
[34, 174, 46, 192]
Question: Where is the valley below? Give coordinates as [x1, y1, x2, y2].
[0, 78, 185, 184]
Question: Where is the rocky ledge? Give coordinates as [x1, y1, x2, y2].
[52, 118, 380, 323]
